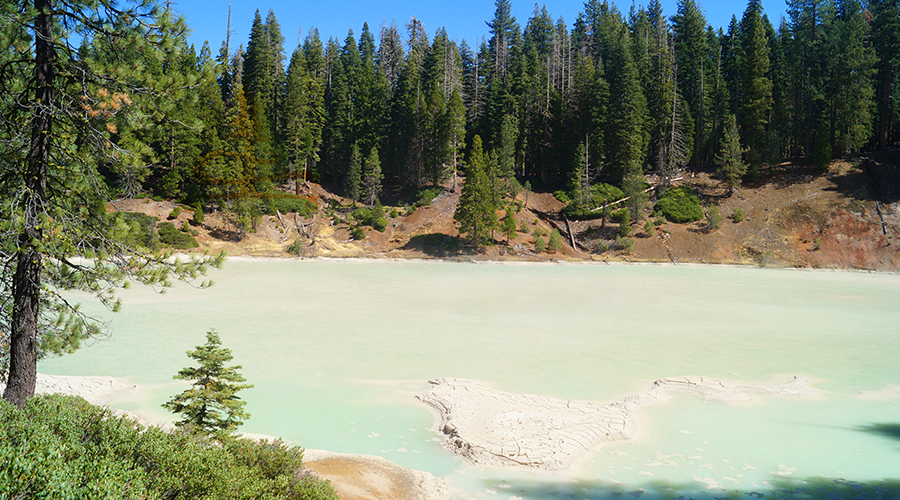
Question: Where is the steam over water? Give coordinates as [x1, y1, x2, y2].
[42, 259, 900, 499]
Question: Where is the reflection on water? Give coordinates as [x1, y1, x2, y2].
[40, 260, 900, 499]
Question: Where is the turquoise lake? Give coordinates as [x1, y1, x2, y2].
[41, 259, 900, 499]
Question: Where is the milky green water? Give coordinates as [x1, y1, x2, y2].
[41, 259, 900, 499]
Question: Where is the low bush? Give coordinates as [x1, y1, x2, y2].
[158, 222, 199, 249]
[654, 186, 703, 223]
[706, 205, 723, 231]
[610, 208, 629, 225]
[533, 236, 547, 253]
[595, 240, 610, 253]
[352, 205, 387, 232]
[168, 206, 182, 220]
[733, 207, 744, 223]
[413, 185, 443, 207]
[286, 238, 305, 256]
[0, 394, 338, 500]
[351, 227, 366, 240]
[264, 196, 317, 217]
[615, 236, 634, 253]
[553, 190, 570, 203]
[113, 212, 160, 251]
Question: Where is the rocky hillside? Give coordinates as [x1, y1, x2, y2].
[115, 154, 900, 272]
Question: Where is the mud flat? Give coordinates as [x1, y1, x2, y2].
[416, 376, 813, 471]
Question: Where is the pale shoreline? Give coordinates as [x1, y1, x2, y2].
[220, 253, 899, 275]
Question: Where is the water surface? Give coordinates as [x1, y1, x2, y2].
[42, 259, 900, 499]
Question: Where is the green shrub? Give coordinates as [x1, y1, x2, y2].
[152, 195, 164, 202]
[706, 205, 723, 231]
[390, 209, 399, 218]
[352, 206, 387, 232]
[181, 220, 191, 233]
[158, 222, 199, 249]
[351, 227, 366, 240]
[0, 394, 339, 500]
[595, 240, 610, 253]
[264, 196, 317, 216]
[113, 212, 160, 251]
[654, 186, 703, 223]
[553, 190, 570, 203]
[615, 236, 634, 253]
[413, 185, 443, 207]
[643, 219, 655, 236]
[532, 227, 546, 238]
[610, 208, 629, 224]
[286, 238, 305, 256]
[168, 206, 182, 220]
[733, 207, 744, 223]
[534, 236, 547, 253]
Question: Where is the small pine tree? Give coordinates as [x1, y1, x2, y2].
[501, 209, 517, 244]
[534, 236, 547, 253]
[547, 229, 564, 253]
[192, 202, 204, 225]
[705, 205, 723, 232]
[163, 330, 253, 435]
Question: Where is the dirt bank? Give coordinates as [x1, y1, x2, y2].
[115, 155, 900, 272]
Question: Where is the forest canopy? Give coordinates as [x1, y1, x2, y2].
[32, 0, 889, 216]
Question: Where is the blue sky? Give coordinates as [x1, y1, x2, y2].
[177, 0, 788, 56]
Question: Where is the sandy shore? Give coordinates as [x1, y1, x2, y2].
[416, 375, 814, 472]
[5, 374, 451, 500]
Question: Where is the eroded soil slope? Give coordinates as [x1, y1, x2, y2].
[115, 155, 900, 271]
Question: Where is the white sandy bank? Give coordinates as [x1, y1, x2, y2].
[416, 376, 814, 472]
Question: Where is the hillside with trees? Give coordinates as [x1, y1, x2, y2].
[74, 0, 897, 271]
[11, 0, 891, 232]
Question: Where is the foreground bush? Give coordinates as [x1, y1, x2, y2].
[0, 394, 338, 500]
[654, 186, 703, 223]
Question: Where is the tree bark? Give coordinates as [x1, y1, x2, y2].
[4, 0, 53, 408]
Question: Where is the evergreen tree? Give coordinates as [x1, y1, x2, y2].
[362, 147, 383, 205]
[671, 0, 709, 166]
[0, 0, 220, 407]
[454, 136, 498, 248]
[501, 206, 518, 244]
[346, 143, 362, 201]
[871, 0, 900, 149]
[282, 39, 325, 193]
[830, 0, 875, 155]
[163, 330, 253, 435]
[716, 114, 746, 192]
[739, 0, 774, 174]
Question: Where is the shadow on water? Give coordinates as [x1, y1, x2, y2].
[478, 476, 900, 500]
[856, 423, 900, 443]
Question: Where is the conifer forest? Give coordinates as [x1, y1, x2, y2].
[6, 0, 893, 214]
